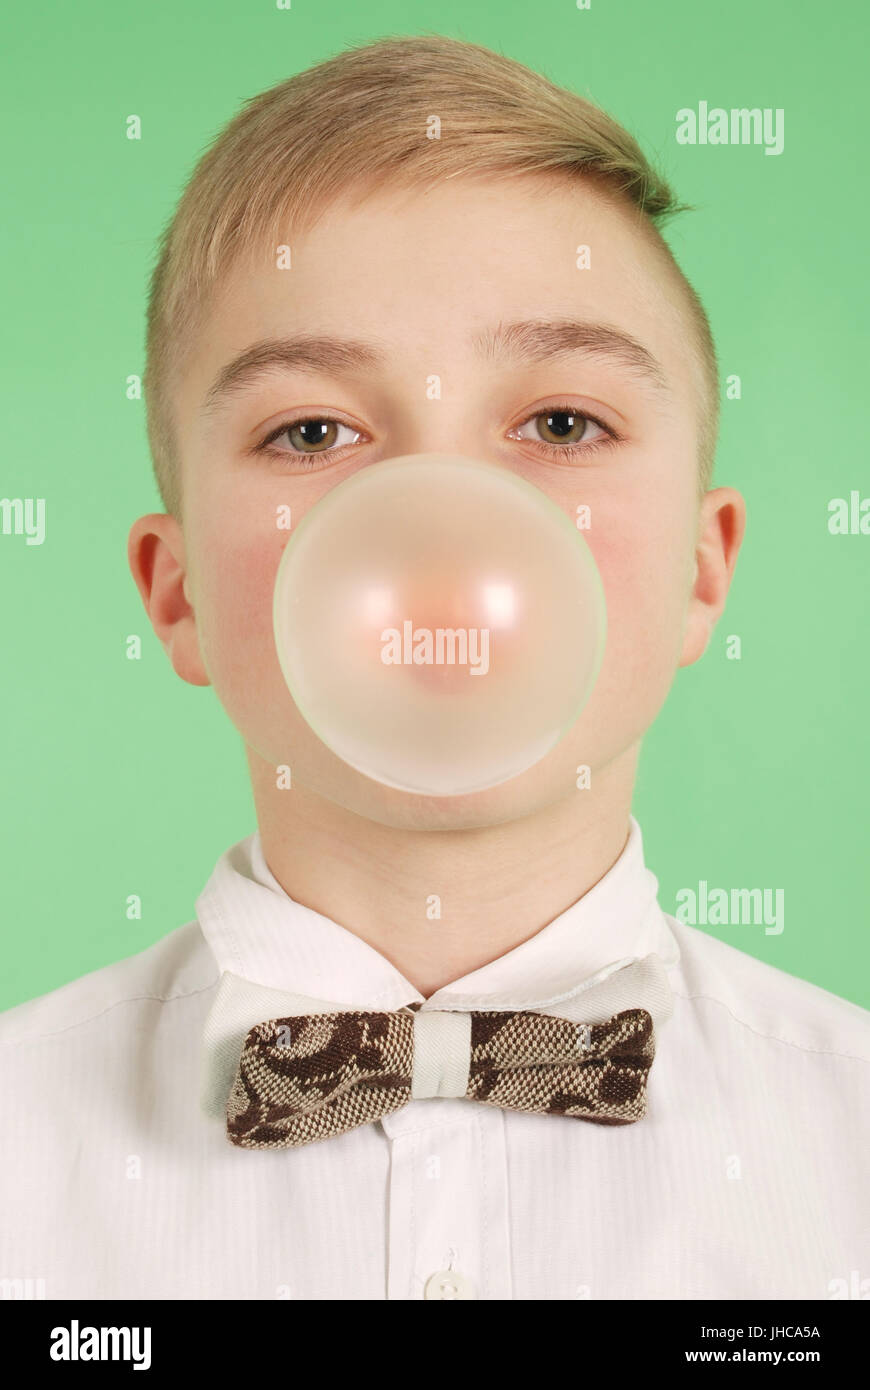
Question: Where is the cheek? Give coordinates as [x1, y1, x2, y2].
[194, 524, 287, 713]
[590, 508, 694, 689]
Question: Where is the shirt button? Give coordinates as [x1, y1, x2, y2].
[424, 1269, 477, 1300]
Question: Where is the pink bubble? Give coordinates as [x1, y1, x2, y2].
[272, 454, 606, 795]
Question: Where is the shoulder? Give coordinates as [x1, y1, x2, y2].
[0, 920, 219, 1048]
[665, 914, 870, 1064]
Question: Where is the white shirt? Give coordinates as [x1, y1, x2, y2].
[1, 816, 867, 1301]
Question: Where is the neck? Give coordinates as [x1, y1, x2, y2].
[247, 747, 638, 997]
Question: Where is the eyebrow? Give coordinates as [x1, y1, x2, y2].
[200, 318, 670, 416]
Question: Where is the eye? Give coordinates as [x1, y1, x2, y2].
[257, 414, 364, 461]
[508, 404, 618, 457]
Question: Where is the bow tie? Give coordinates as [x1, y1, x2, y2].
[226, 1002, 656, 1149]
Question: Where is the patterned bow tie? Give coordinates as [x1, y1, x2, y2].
[226, 1003, 655, 1149]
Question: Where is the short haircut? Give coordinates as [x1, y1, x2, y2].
[144, 34, 719, 520]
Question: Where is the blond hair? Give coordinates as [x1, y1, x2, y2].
[144, 34, 719, 519]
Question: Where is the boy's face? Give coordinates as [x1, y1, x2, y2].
[132, 175, 743, 829]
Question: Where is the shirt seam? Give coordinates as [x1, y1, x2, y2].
[199, 890, 247, 977]
[671, 985, 870, 1063]
[0, 977, 221, 1046]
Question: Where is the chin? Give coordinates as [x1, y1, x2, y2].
[335, 765, 568, 833]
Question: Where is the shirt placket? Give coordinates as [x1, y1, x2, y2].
[380, 1099, 512, 1300]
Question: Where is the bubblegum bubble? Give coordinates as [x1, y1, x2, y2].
[272, 454, 606, 795]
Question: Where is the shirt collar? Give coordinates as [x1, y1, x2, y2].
[195, 813, 679, 1012]
[196, 815, 680, 1118]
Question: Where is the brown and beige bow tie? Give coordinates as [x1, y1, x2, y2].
[226, 1002, 655, 1149]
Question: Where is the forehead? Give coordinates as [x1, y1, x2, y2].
[180, 173, 696, 425]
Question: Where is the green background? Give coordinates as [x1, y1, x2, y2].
[2, 0, 867, 1010]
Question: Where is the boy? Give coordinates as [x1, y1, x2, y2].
[1, 35, 867, 1301]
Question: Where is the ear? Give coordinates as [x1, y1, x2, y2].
[679, 487, 746, 667]
[127, 513, 211, 687]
